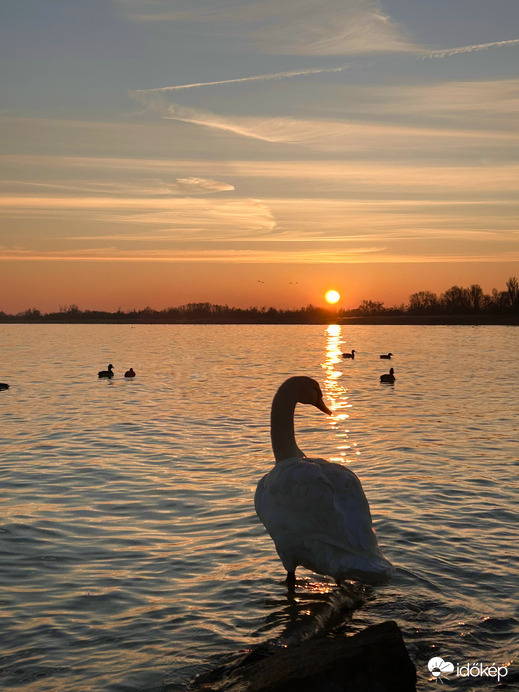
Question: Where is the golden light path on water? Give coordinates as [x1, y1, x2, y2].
[321, 324, 359, 464]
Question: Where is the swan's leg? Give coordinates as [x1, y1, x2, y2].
[286, 571, 296, 591]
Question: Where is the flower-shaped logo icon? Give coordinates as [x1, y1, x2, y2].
[428, 656, 455, 681]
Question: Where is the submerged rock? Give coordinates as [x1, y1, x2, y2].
[191, 620, 416, 692]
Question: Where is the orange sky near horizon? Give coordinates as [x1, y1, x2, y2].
[1, 258, 517, 314]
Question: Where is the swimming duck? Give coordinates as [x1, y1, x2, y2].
[124, 368, 136, 378]
[98, 364, 114, 378]
[342, 350, 356, 359]
[0, 383, 9, 391]
[380, 353, 393, 359]
[380, 368, 395, 383]
[255, 376, 394, 590]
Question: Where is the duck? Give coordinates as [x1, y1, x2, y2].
[255, 376, 394, 590]
[342, 349, 356, 359]
[124, 368, 136, 378]
[98, 364, 114, 378]
[380, 368, 395, 383]
[0, 383, 9, 391]
[380, 353, 393, 359]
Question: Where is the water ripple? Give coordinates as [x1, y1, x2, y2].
[0, 324, 517, 690]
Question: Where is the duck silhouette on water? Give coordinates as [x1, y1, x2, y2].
[380, 353, 393, 359]
[98, 364, 114, 378]
[342, 350, 356, 359]
[0, 383, 9, 391]
[124, 368, 136, 378]
[380, 368, 395, 383]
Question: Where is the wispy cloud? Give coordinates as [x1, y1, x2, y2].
[132, 95, 519, 151]
[2, 177, 234, 196]
[0, 195, 277, 238]
[425, 38, 519, 59]
[117, 0, 519, 60]
[2, 246, 518, 264]
[133, 65, 349, 95]
[115, 0, 417, 55]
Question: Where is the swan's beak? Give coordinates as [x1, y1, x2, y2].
[316, 397, 332, 415]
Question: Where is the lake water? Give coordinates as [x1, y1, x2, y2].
[0, 324, 517, 691]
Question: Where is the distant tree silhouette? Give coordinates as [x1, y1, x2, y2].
[467, 284, 484, 312]
[408, 291, 440, 314]
[506, 276, 519, 310]
[1, 276, 517, 322]
[356, 300, 386, 315]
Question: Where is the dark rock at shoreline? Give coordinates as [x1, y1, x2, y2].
[190, 620, 416, 692]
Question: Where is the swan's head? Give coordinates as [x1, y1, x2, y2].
[389, 368, 394, 374]
[278, 376, 332, 415]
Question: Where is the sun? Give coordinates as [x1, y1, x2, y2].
[325, 290, 341, 304]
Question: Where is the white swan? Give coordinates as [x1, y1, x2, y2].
[255, 376, 394, 590]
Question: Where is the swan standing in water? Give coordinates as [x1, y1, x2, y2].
[255, 376, 394, 590]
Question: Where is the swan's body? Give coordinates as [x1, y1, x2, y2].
[255, 376, 393, 589]
[380, 353, 393, 359]
[380, 368, 395, 383]
[342, 350, 356, 359]
[0, 383, 9, 391]
[98, 364, 114, 378]
[124, 368, 136, 378]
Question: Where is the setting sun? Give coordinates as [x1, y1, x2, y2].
[325, 290, 341, 304]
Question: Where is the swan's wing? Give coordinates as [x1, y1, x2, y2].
[255, 458, 378, 556]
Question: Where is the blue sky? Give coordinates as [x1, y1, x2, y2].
[1, 0, 518, 311]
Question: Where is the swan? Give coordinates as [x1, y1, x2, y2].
[380, 353, 393, 359]
[98, 364, 114, 378]
[0, 383, 9, 391]
[124, 368, 136, 378]
[255, 376, 394, 590]
[342, 349, 356, 359]
[380, 368, 395, 383]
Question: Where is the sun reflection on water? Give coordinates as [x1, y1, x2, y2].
[321, 325, 360, 464]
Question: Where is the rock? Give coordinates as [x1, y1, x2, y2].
[191, 620, 416, 692]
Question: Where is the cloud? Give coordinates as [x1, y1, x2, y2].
[425, 37, 519, 59]
[115, 0, 417, 55]
[133, 93, 519, 151]
[3, 177, 234, 196]
[0, 195, 276, 238]
[2, 246, 518, 264]
[133, 65, 350, 94]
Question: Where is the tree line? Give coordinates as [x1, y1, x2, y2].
[1, 277, 518, 323]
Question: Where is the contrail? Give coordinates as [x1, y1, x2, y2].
[425, 37, 519, 58]
[133, 64, 349, 94]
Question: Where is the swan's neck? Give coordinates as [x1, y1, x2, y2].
[271, 389, 303, 462]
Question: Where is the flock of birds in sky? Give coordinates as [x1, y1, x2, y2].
[342, 349, 396, 384]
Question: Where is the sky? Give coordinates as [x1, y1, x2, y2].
[1, 0, 518, 312]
